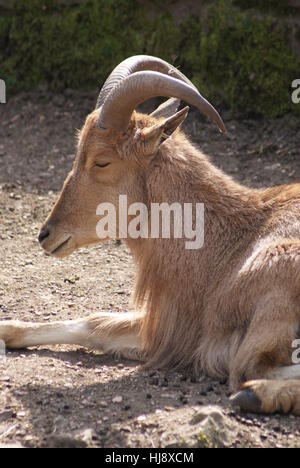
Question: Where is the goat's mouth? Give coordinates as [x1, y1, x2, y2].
[42, 235, 73, 258]
[51, 236, 72, 255]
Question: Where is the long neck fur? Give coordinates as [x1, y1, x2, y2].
[126, 131, 268, 372]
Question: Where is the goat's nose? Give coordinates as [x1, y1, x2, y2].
[38, 227, 50, 244]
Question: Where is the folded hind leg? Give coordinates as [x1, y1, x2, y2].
[0, 311, 145, 362]
[229, 294, 300, 415]
[229, 292, 299, 388]
[231, 375, 300, 416]
[230, 348, 300, 415]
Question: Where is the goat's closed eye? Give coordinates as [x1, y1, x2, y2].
[95, 162, 111, 168]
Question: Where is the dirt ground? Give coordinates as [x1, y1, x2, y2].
[0, 90, 300, 448]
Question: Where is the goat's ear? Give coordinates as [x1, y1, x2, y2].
[141, 106, 189, 156]
[162, 106, 189, 137]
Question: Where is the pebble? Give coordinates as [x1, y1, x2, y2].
[112, 396, 123, 404]
[0, 410, 16, 422]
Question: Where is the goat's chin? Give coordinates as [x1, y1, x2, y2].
[43, 237, 109, 259]
[42, 235, 76, 259]
[50, 247, 75, 259]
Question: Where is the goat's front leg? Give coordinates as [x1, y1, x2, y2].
[0, 312, 145, 362]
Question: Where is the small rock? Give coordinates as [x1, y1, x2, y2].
[150, 377, 159, 386]
[0, 410, 16, 422]
[137, 415, 146, 422]
[81, 428, 96, 443]
[162, 405, 236, 448]
[190, 406, 233, 448]
[112, 396, 123, 404]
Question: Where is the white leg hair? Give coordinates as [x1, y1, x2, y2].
[268, 364, 300, 381]
[0, 312, 144, 361]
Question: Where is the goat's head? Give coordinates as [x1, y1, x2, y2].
[38, 55, 225, 258]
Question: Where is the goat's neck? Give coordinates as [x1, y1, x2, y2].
[151, 134, 262, 225]
[126, 135, 266, 355]
[126, 134, 264, 269]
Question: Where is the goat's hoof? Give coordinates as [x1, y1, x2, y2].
[230, 388, 262, 414]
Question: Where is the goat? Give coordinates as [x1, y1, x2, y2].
[1, 55, 300, 415]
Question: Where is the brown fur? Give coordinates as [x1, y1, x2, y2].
[2, 109, 300, 415]
[241, 380, 300, 415]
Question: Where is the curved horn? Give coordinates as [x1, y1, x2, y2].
[150, 97, 181, 119]
[98, 71, 226, 133]
[96, 55, 197, 109]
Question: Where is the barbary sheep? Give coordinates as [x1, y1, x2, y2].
[1, 56, 300, 415]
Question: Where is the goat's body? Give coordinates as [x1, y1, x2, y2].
[2, 121, 300, 415]
[132, 135, 300, 385]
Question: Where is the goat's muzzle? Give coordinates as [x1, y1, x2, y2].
[38, 227, 50, 244]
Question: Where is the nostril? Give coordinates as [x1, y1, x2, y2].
[38, 228, 50, 244]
